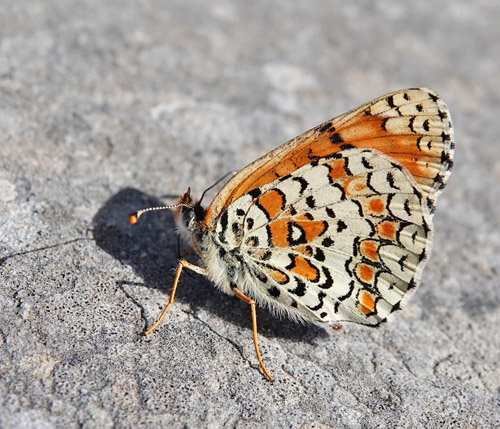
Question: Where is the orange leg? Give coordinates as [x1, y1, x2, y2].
[144, 259, 207, 336]
[232, 288, 274, 382]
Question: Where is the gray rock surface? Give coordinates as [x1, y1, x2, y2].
[1, 1, 499, 427]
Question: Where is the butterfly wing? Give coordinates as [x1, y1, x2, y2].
[205, 88, 454, 226]
[214, 148, 432, 325]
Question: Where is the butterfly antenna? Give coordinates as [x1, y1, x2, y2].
[129, 203, 193, 224]
[198, 171, 236, 206]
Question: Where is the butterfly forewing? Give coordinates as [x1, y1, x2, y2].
[205, 88, 454, 226]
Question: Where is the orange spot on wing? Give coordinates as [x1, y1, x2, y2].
[295, 214, 310, 221]
[341, 176, 367, 196]
[258, 189, 285, 220]
[294, 245, 312, 256]
[268, 219, 290, 247]
[357, 264, 374, 282]
[359, 290, 375, 314]
[341, 177, 357, 196]
[378, 221, 396, 239]
[267, 268, 288, 284]
[360, 241, 379, 261]
[354, 183, 366, 192]
[368, 198, 385, 214]
[290, 256, 319, 281]
[296, 220, 327, 243]
[327, 159, 347, 181]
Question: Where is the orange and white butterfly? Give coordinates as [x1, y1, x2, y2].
[130, 88, 454, 381]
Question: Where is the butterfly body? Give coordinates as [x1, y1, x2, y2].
[133, 88, 454, 380]
[178, 146, 432, 327]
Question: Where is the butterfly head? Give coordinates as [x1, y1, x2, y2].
[176, 187, 206, 225]
[128, 187, 204, 232]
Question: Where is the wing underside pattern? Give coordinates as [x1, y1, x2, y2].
[214, 148, 432, 325]
[205, 88, 454, 226]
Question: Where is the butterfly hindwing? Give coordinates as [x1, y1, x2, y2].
[215, 148, 432, 326]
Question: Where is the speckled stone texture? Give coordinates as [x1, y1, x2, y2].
[1, 1, 499, 428]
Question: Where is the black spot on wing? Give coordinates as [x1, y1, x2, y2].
[232, 222, 241, 236]
[278, 173, 291, 183]
[318, 266, 334, 289]
[404, 199, 412, 217]
[246, 217, 254, 230]
[308, 292, 326, 311]
[441, 150, 454, 170]
[318, 121, 334, 133]
[293, 176, 308, 195]
[289, 277, 307, 297]
[330, 133, 344, 144]
[407, 278, 417, 290]
[332, 183, 346, 200]
[352, 200, 363, 217]
[326, 207, 336, 218]
[287, 222, 307, 246]
[343, 156, 353, 176]
[386, 171, 400, 190]
[416, 136, 422, 151]
[441, 131, 451, 142]
[385, 194, 396, 218]
[398, 254, 408, 271]
[365, 218, 376, 237]
[248, 188, 262, 199]
[340, 143, 355, 151]
[322, 237, 334, 247]
[337, 220, 347, 233]
[245, 236, 259, 247]
[268, 286, 281, 298]
[366, 172, 377, 194]
[428, 92, 438, 102]
[361, 156, 373, 170]
[254, 269, 268, 284]
[344, 257, 353, 277]
[438, 110, 448, 120]
[261, 250, 272, 261]
[334, 280, 355, 313]
[218, 210, 229, 244]
[314, 248, 325, 262]
[409, 116, 416, 133]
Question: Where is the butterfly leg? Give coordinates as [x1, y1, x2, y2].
[232, 288, 274, 382]
[144, 259, 207, 336]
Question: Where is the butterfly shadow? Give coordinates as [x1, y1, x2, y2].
[92, 188, 327, 344]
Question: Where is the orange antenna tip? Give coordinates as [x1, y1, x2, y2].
[129, 213, 139, 224]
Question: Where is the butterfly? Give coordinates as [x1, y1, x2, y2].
[130, 88, 454, 381]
